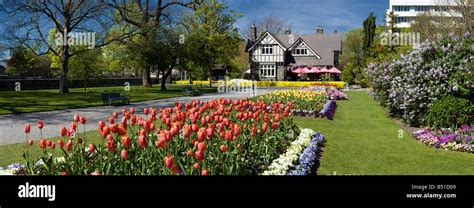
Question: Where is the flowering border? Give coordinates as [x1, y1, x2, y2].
[261, 129, 326, 175]
[287, 132, 325, 176]
[319, 100, 337, 120]
[413, 125, 473, 153]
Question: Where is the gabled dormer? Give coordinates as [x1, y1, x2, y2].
[247, 32, 286, 63]
[288, 38, 320, 58]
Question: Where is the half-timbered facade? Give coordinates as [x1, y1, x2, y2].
[246, 27, 342, 81]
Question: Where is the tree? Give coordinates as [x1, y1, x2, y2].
[111, 0, 202, 88]
[1, 1, 136, 93]
[181, 0, 242, 86]
[69, 47, 104, 98]
[5, 46, 37, 78]
[242, 14, 293, 38]
[362, 12, 377, 55]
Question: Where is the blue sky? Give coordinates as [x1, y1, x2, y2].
[227, 0, 388, 35]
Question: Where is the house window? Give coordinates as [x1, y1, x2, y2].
[395, 17, 409, 23]
[259, 64, 276, 77]
[292, 48, 308, 55]
[261, 45, 273, 55]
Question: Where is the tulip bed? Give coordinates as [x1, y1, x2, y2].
[260, 89, 338, 119]
[20, 98, 311, 175]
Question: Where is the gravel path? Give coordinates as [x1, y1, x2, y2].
[0, 88, 278, 145]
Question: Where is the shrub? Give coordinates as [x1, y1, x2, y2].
[425, 96, 473, 129]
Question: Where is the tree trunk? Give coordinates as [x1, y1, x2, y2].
[142, 66, 152, 87]
[59, 48, 70, 94]
[160, 65, 175, 91]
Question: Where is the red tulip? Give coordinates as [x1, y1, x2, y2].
[88, 144, 95, 153]
[225, 130, 233, 142]
[28, 139, 33, 146]
[113, 112, 118, 119]
[98, 120, 106, 129]
[38, 139, 47, 149]
[60, 126, 67, 137]
[66, 140, 73, 152]
[187, 149, 194, 157]
[60, 171, 68, 176]
[197, 130, 205, 141]
[130, 108, 135, 114]
[272, 122, 278, 129]
[78, 138, 83, 144]
[121, 136, 131, 149]
[121, 149, 128, 160]
[46, 140, 52, 147]
[195, 151, 204, 161]
[261, 122, 268, 133]
[58, 140, 65, 149]
[150, 123, 155, 131]
[206, 128, 214, 139]
[73, 114, 79, 122]
[201, 169, 208, 176]
[164, 156, 173, 168]
[106, 134, 113, 141]
[144, 108, 149, 115]
[251, 126, 257, 136]
[220, 144, 227, 153]
[91, 171, 100, 176]
[237, 143, 241, 150]
[37, 120, 44, 129]
[198, 142, 206, 152]
[138, 135, 147, 148]
[192, 124, 199, 132]
[171, 165, 180, 175]
[106, 140, 115, 152]
[24, 124, 31, 134]
[79, 116, 86, 125]
[50, 143, 56, 149]
[69, 122, 77, 131]
[193, 163, 200, 170]
[109, 117, 115, 124]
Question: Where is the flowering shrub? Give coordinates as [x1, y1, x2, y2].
[425, 95, 473, 129]
[287, 132, 325, 176]
[367, 33, 473, 126]
[23, 98, 300, 175]
[413, 124, 473, 153]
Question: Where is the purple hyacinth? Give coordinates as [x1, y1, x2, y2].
[288, 132, 325, 176]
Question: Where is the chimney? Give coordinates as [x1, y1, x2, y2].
[316, 26, 324, 34]
[285, 27, 292, 35]
[251, 24, 257, 40]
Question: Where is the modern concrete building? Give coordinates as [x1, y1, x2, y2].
[386, 0, 463, 28]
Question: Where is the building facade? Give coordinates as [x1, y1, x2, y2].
[386, 0, 463, 28]
[246, 26, 342, 81]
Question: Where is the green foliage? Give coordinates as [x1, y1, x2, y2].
[341, 66, 354, 84]
[6, 46, 51, 78]
[425, 96, 473, 129]
[180, 0, 242, 80]
[362, 12, 376, 54]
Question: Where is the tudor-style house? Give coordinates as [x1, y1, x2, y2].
[246, 25, 342, 81]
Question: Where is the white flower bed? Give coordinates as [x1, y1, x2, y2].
[262, 128, 316, 175]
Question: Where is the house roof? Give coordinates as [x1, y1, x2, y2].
[246, 32, 342, 66]
[276, 33, 342, 66]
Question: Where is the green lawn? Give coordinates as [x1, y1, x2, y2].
[0, 131, 103, 169]
[0, 85, 216, 115]
[294, 91, 474, 175]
